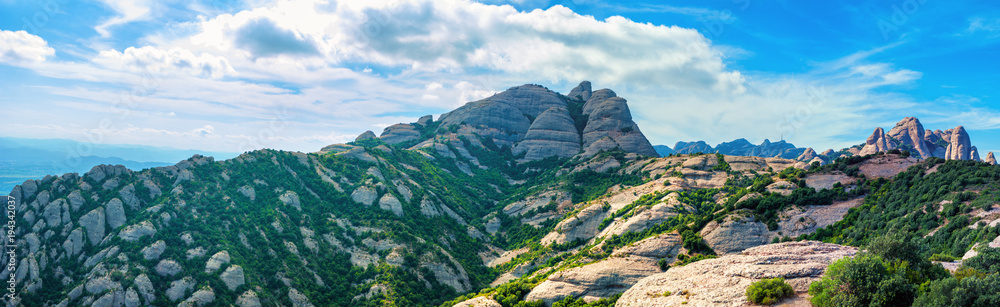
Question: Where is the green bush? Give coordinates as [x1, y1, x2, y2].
[746, 278, 794, 305]
[808, 253, 916, 307]
[913, 274, 1000, 307]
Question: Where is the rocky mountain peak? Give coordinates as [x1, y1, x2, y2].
[859, 118, 980, 161]
[886, 116, 931, 158]
[356, 131, 377, 142]
[946, 125, 972, 160]
[567, 81, 592, 101]
[986, 152, 997, 165]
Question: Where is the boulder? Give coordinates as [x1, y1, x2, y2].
[79, 207, 106, 246]
[617, 241, 858, 307]
[141, 240, 166, 261]
[155, 259, 183, 277]
[62, 228, 84, 256]
[166, 277, 195, 301]
[511, 107, 582, 161]
[378, 194, 404, 217]
[205, 251, 231, 273]
[288, 288, 315, 307]
[124, 287, 140, 307]
[134, 274, 155, 303]
[119, 221, 156, 242]
[236, 291, 262, 307]
[105, 198, 127, 229]
[220, 265, 245, 291]
[700, 214, 771, 254]
[180, 287, 215, 306]
[379, 123, 421, 145]
[350, 186, 378, 206]
[67, 190, 85, 211]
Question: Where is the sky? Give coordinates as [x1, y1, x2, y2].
[1, 0, 998, 156]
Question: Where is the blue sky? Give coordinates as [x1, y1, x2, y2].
[1, 0, 997, 156]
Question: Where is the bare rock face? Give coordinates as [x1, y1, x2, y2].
[886, 116, 932, 158]
[986, 152, 997, 165]
[453, 296, 502, 307]
[351, 186, 378, 206]
[525, 233, 682, 304]
[700, 213, 771, 255]
[155, 259, 183, 277]
[79, 207, 106, 246]
[288, 288, 315, 307]
[617, 241, 858, 307]
[180, 287, 216, 306]
[119, 221, 156, 242]
[581, 96, 658, 157]
[417, 115, 433, 126]
[236, 291, 262, 307]
[796, 147, 819, 162]
[946, 126, 972, 160]
[104, 198, 127, 229]
[437, 99, 532, 147]
[355, 130, 377, 142]
[220, 265, 245, 291]
[971, 146, 981, 161]
[568, 81, 593, 101]
[134, 274, 155, 303]
[859, 127, 892, 156]
[512, 107, 581, 161]
[205, 251, 232, 273]
[166, 277, 195, 301]
[378, 194, 403, 217]
[141, 240, 167, 260]
[582, 89, 617, 115]
[380, 123, 421, 145]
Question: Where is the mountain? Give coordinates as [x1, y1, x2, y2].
[669, 138, 806, 160]
[5, 82, 1000, 307]
[0, 137, 239, 194]
[859, 117, 991, 161]
[652, 145, 674, 157]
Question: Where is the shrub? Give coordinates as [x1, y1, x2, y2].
[658, 258, 670, 271]
[746, 278, 794, 305]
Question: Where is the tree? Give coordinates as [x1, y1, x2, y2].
[808, 253, 916, 307]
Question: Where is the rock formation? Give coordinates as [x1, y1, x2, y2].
[567, 81, 592, 101]
[581, 95, 658, 157]
[986, 152, 997, 165]
[854, 118, 979, 160]
[945, 126, 972, 160]
[379, 124, 421, 145]
[885, 116, 931, 158]
[355, 130, 377, 142]
[511, 107, 581, 161]
[617, 241, 858, 306]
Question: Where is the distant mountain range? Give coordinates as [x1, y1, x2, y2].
[655, 116, 995, 165]
[0, 137, 238, 193]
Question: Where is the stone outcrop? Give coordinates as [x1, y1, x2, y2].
[379, 123, 421, 145]
[155, 259, 183, 276]
[355, 131, 377, 142]
[351, 186, 378, 206]
[105, 198, 127, 229]
[986, 152, 997, 165]
[581, 94, 658, 157]
[885, 117, 931, 158]
[205, 251, 231, 273]
[617, 241, 858, 307]
[236, 291, 262, 307]
[378, 194, 403, 217]
[220, 265, 245, 291]
[568, 81, 592, 101]
[945, 126, 973, 160]
[524, 233, 682, 304]
[141, 240, 166, 260]
[79, 207, 106, 246]
[166, 277, 195, 301]
[512, 107, 581, 160]
[119, 221, 156, 242]
[700, 213, 771, 254]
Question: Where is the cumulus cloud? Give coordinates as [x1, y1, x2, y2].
[94, 46, 235, 79]
[0, 30, 55, 64]
[188, 0, 745, 94]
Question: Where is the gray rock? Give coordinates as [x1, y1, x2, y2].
[179, 287, 215, 306]
[166, 277, 195, 301]
[32, 190, 50, 210]
[379, 123, 421, 145]
[416, 115, 433, 126]
[101, 178, 120, 190]
[279, 191, 301, 211]
[142, 240, 167, 260]
[119, 221, 156, 242]
[186, 247, 206, 259]
[118, 184, 140, 210]
[288, 288, 315, 307]
[204, 251, 231, 273]
[350, 186, 377, 206]
[134, 274, 155, 303]
[512, 107, 581, 161]
[700, 214, 771, 254]
[237, 185, 256, 201]
[886, 117, 932, 158]
[419, 197, 441, 217]
[143, 179, 162, 199]
[581, 96, 658, 157]
[84, 246, 119, 268]
[67, 190, 85, 211]
[105, 198, 127, 229]
[62, 228, 84, 256]
[91, 290, 119, 307]
[155, 259, 183, 277]
[20, 180, 38, 200]
[181, 233, 194, 245]
[946, 126, 973, 160]
[85, 275, 119, 294]
[79, 207, 106, 246]
[125, 287, 140, 307]
[355, 130, 377, 142]
[437, 99, 532, 144]
[42, 199, 66, 228]
[236, 291, 261, 307]
[568, 81, 593, 101]
[220, 265, 245, 291]
[378, 194, 403, 217]
[336, 146, 378, 163]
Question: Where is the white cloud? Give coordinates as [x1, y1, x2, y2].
[187, 0, 744, 94]
[0, 30, 55, 64]
[94, 46, 235, 79]
[94, 0, 153, 37]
